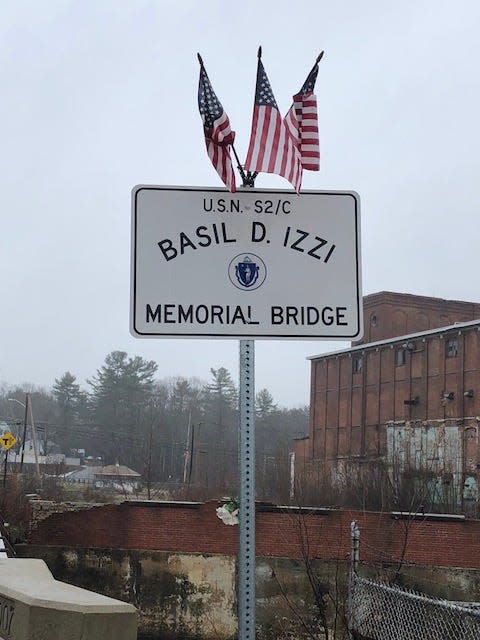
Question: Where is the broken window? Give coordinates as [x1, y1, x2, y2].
[353, 357, 363, 374]
[446, 338, 458, 358]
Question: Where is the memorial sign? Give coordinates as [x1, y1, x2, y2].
[131, 186, 362, 340]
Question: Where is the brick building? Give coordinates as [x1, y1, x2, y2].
[295, 292, 480, 512]
[356, 291, 480, 345]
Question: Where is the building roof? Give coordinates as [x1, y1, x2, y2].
[96, 464, 141, 478]
[307, 317, 480, 361]
[363, 290, 480, 309]
[64, 466, 102, 481]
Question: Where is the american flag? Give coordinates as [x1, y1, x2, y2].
[284, 55, 321, 171]
[244, 56, 302, 192]
[198, 61, 236, 193]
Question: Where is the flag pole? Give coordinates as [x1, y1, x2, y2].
[306, 50, 324, 79]
[301, 50, 325, 84]
[316, 50, 325, 65]
[231, 144, 252, 187]
[290, 51, 324, 104]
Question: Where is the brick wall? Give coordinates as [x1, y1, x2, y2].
[357, 291, 480, 345]
[29, 500, 103, 529]
[308, 322, 480, 460]
[28, 500, 480, 570]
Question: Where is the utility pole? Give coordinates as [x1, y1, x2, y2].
[146, 419, 153, 500]
[8, 394, 29, 474]
[182, 410, 193, 485]
[21, 394, 29, 473]
[28, 399, 41, 482]
[3, 449, 8, 488]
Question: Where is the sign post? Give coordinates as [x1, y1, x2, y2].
[238, 339, 255, 639]
[131, 185, 362, 640]
[1, 433, 16, 488]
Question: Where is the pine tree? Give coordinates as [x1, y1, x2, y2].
[52, 372, 81, 427]
[255, 388, 277, 418]
[203, 367, 237, 427]
[170, 377, 202, 415]
[88, 351, 158, 429]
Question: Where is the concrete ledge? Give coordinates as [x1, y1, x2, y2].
[0, 559, 137, 639]
[391, 511, 466, 523]
[125, 499, 203, 509]
[257, 504, 331, 515]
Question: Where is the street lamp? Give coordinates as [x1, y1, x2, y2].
[7, 395, 29, 472]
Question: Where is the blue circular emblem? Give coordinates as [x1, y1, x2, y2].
[228, 253, 267, 291]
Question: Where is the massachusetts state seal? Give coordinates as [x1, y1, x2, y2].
[228, 253, 267, 291]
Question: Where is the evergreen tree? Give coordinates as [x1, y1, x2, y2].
[198, 367, 238, 491]
[255, 388, 277, 418]
[152, 381, 170, 416]
[52, 372, 81, 427]
[203, 367, 237, 427]
[170, 377, 202, 415]
[88, 351, 158, 429]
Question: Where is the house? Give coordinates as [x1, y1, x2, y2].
[94, 463, 141, 494]
[295, 292, 480, 513]
[63, 466, 102, 485]
[9, 439, 81, 472]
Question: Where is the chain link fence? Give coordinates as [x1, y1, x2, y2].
[348, 571, 480, 640]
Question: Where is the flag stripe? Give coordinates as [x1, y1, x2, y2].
[284, 70, 320, 172]
[268, 114, 282, 174]
[258, 107, 273, 169]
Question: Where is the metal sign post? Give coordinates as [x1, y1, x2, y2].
[1, 432, 17, 488]
[131, 184, 362, 639]
[238, 339, 255, 639]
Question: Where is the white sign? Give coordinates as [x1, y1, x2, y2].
[131, 186, 362, 340]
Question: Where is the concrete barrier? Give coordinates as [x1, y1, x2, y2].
[0, 558, 137, 639]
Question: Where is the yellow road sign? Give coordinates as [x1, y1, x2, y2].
[0, 432, 16, 451]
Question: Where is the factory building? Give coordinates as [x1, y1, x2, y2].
[295, 292, 480, 513]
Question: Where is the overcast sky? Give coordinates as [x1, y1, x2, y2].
[1, 1, 479, 407]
